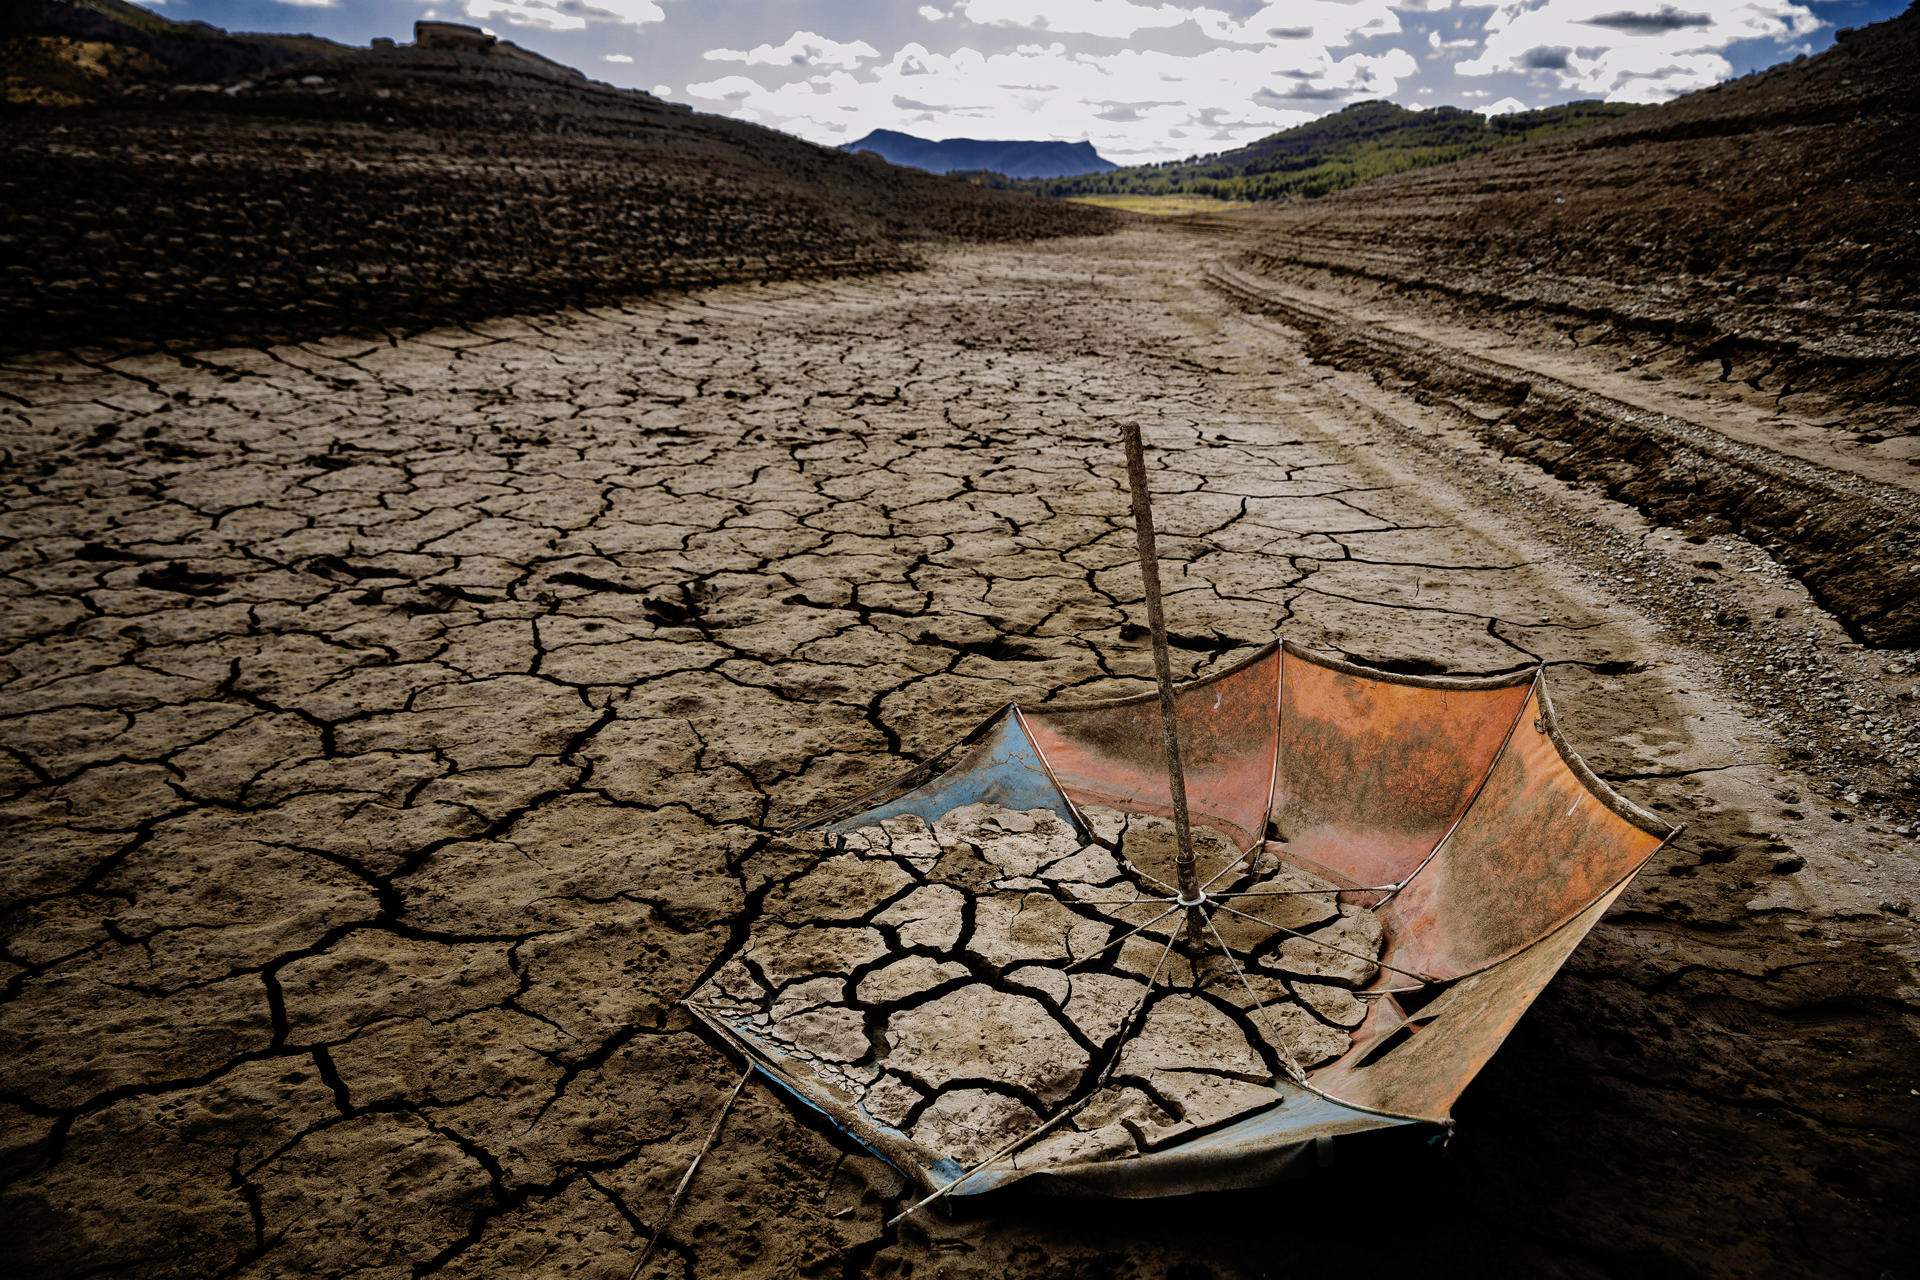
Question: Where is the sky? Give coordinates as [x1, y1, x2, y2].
[157, 0, 1905, 163]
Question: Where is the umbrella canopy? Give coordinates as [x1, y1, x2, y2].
[685, 640, 1677, 1201]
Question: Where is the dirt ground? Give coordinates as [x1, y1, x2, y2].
[2, 223, 1916, 1278]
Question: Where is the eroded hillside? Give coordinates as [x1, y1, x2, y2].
[0, 34, 1113, 354]
[1224, 11, 1918, 417]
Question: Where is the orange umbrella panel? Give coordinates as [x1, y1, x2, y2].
[1024, 643, 1281, 857]
[1269, 644, 1534, 895]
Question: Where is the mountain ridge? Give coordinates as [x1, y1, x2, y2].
[1021, 99, 1644, 202]
[843, 128, 1116, 179]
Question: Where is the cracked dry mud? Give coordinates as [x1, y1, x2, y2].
[696, 802, 1375, 1176]
[2, 224, 1917, 1279]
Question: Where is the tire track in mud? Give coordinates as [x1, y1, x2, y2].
[1204, 261, 1920, 649]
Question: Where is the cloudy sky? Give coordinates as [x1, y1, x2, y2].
[163, 0, 1900, 163]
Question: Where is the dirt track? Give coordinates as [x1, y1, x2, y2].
[2, 224, 1916, 1278]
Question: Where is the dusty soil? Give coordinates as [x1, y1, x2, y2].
[2, 224, 1917, 1279]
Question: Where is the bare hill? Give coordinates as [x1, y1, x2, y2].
[1225, 10, 1919, 412]
[0, 8, 1113, 355]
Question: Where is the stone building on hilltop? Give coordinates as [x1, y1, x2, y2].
[411, 20, 583, 79]
[413, 21, 495, 53]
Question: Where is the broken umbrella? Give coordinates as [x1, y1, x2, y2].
[658, 421, 1677, 1240]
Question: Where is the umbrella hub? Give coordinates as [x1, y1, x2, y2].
[1174, 889, 1210, 909]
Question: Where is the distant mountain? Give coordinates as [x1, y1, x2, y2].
[843, 129, 1117, 180]
[1021, 99, 1643, 202]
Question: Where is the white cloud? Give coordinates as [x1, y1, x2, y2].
[1196, 1, 1404, 47]
[686, 37, 1422, 164]
[274, 0, 337, 7]
[653, 84, 673, 96]
[956, 0, 1222, 41]
[705, 31, 882, 70]
[685, 74, 760, 103]
[581, 0, 665, 27]
[461, 0, 662, 32]
[604, 53, 633, 63]
[1457, 0, 1820, 101]
[661, 0, 1826, 166]
[953, 0, 1413, 47]
[1482, 95, 1528, 114]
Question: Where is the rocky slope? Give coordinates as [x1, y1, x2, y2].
[0, 14, 1113, 355]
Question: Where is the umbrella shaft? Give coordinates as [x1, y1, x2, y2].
[1121, 422, 1204, 917]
